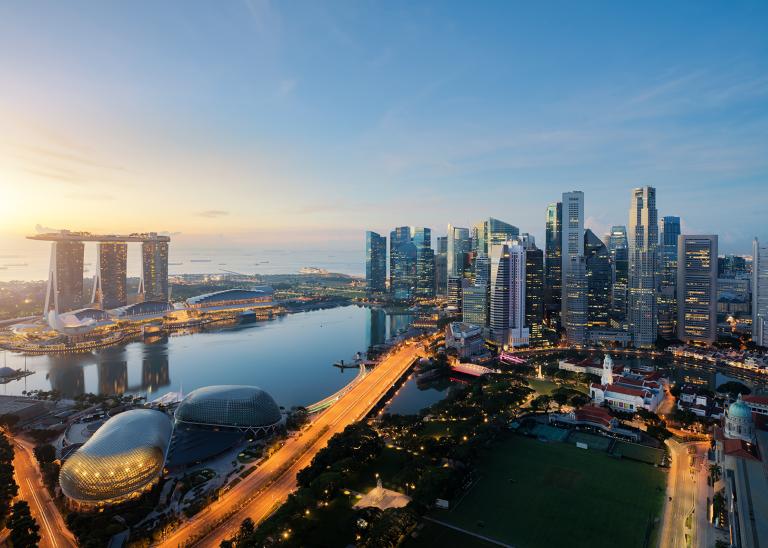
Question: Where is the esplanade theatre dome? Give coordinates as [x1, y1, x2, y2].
[59, 409, 172, 507]
[174, 385, 282, 433]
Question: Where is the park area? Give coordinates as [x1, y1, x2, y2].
[429, 434, 666, 548]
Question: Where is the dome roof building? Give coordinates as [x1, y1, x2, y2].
[174, 385, 282, 434]
[59, 409, 172, 507]
[724, 393, 755, 443]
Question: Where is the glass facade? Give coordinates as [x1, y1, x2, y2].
[389, 227, 417, 301]
[658, 216, 681, 338]
[677, 235, 718, 344]
[175, 385, 282, 429]
[628, 186, 659, 347]
[59, 409, 172, 506]
[584, 230, 611, 329]
[365, 231, 387, 295]
[46, 240, 85, 313]
[141, 239, 169, 302]
[544, 202, 562, 323]
[93, 242, 128, 309]
[525, 246, 545, 346]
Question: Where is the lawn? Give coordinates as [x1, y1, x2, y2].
[434, 435, 666, 548]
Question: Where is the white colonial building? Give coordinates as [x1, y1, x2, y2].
[589, 355, 664, 413]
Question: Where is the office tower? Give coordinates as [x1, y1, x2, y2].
[607, 226, 629, 323]
[435, 236, 448, 296]
[92, 242, 128, 309]
[658, 216, 681, 339]
[677, 235, 718, 345]
[752, 238, 768, 347]
[628, 186, 659, 348]
[584, 230, 611, 329]
[525, 244, 545, 346]
[719, 255, 748, 278]
[544, 202, 563, 322]
[389, 227, 417, 301]
[560, 191, 584, 322]
[411, 227, 436, 299]
[139, 237, 170, 302]
[447, 225, 471, 285]
[365, 231, 387, 296]
[564, 255, 588, 345]
[462, 284, 487, 326]
[447, 276, 463, 311]
[474, 218, 519, 257]
[490, 243, 528, 347]
[44, 240, 85, 314]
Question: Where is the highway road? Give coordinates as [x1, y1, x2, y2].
[11, 437, 77, 548]
[659, 439, 709, 548]
[156, 338, 427, 547]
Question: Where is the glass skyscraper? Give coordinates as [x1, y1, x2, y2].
[628, 186, 659, 348]
[677, 235, 718, 344]
[490, 243, 528, 347]
[753, 238, 768, 347]
[525, 244, 545, 346]
[365, 231, 387, 295]
[584, 230, 611, 330]
[658, 216, 681, 339]
[389, 227, 417, 302]
[607, 225, 628, 324]
[411, 227, 435, 299]
[544, 202, 562, 324]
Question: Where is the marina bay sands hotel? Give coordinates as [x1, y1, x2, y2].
[27, 231, 170, 314]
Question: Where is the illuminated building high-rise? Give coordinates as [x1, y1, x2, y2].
[584, 230, 611, 330]
[525, 242, 545, 346]
[628, 186, 659, 348]
[677, 235, 718, 345]
[411, 227, 435, 299]
[544, 202, 562, 323]
[139, 236, 170, 302]
[560, 191, 584, 324]
[658, 216, 681, 339]
[753, 238, 768, 347]
[564, 255, 588, 345]
[462, 253, 490, 327]
[446, 225, 471, 288]
[389, 227, 417, 301]
[365, 231, 387, 295]
[435, 236, 448, 296]
[607, 226, 628, 323]
[45, 240, 85, 314]
[92, 242, 128, 309]
[490, 242, 528, 347]
[473, 218, 519, 257]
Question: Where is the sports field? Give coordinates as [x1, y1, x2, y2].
[433, 435, 666, 548]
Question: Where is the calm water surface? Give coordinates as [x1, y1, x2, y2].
[1, 306, 412, 408]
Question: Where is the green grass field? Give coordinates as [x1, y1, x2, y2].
[611, 440, 666, 466]
[433, 435, 666, 548]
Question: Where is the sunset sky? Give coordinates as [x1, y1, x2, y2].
[1, 0, 767, 268]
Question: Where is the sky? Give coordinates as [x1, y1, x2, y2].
[1, 0, 767, 272]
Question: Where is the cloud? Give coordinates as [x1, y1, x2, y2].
[195, 210, 230, 218]
[35, 223, 64, 233]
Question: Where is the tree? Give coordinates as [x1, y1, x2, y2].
[33, 444, 56, 465]
[716, 381, 751, 396]
[552, 392, 569, 410]
[0, 414, 20, 431]
[7, 500, 41, 547]
[530, 395, 552, 413]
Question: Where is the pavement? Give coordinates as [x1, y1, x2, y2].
[659, 439, 710, 548]
[156, 338, 427, 547]
[10, 436, 77, 548]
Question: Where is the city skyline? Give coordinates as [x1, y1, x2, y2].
[1, 1, 767, 259]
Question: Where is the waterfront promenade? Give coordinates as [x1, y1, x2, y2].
[156, 336, 429, 547]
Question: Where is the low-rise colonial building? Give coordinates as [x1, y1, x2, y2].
[589, 355, 665, 413]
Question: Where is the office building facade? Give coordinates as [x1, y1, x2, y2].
[139, 238, 170, 302]
[628, 186, 659, 348]
[607, 225, 628, 323]
[677, 235, 718, 345]
[525, 244, 545, 346]
[564, 255, 588, 346]
[45, 240, 85, 314]
[753, 238, 768, 347]
[92, 242, 128, 309]
[560, 191, 584, 323]
[446, 225, 471, 287]
[365, 231, 387, 295]
[389, 227, 417, 301]
[584, 230, 611, 330]
[544, 202, 563, 323]
[412, 227, 436, 299]
[489, 243, 528, 347]
[658, 216, 681, 339]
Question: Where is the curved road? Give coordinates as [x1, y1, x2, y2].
[11, 437, 77, 548]
[156, 338, 427, 547]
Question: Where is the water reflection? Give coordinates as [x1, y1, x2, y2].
[96, 346, 128, 395]
[46, 354, 89, 398]
[142, 337, 170, 393]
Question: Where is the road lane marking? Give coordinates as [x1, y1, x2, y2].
[27, 478, 57, 548]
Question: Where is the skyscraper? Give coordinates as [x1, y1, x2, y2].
[490, 243, 528, 347]
[462, 253, 491, 327]
[564, 255, 588, 346]
[139, 237, 170, 302]
[389, 227, 417, 301]
[544, 202, 562, 323]
[525, 243, 545, 346]
[607, 226, 629, 323]
[628, 186, 659, 348]
[474, 218, 519, 257]
[92, 242, 128, 309]
[752, 238, 768, 347]
[365, 231, 387, 295]
[560, 191, 584, 323]
[658, 216, 681, 339]
[447, 225, 471, 286]
[584, 230, 611, 329]
[411, 227, 435, 299]
[447, 276, 463, 311]
[677, 235, 718, 345]
[435, 236, 448, 296]
[44, 240, 85, 313]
